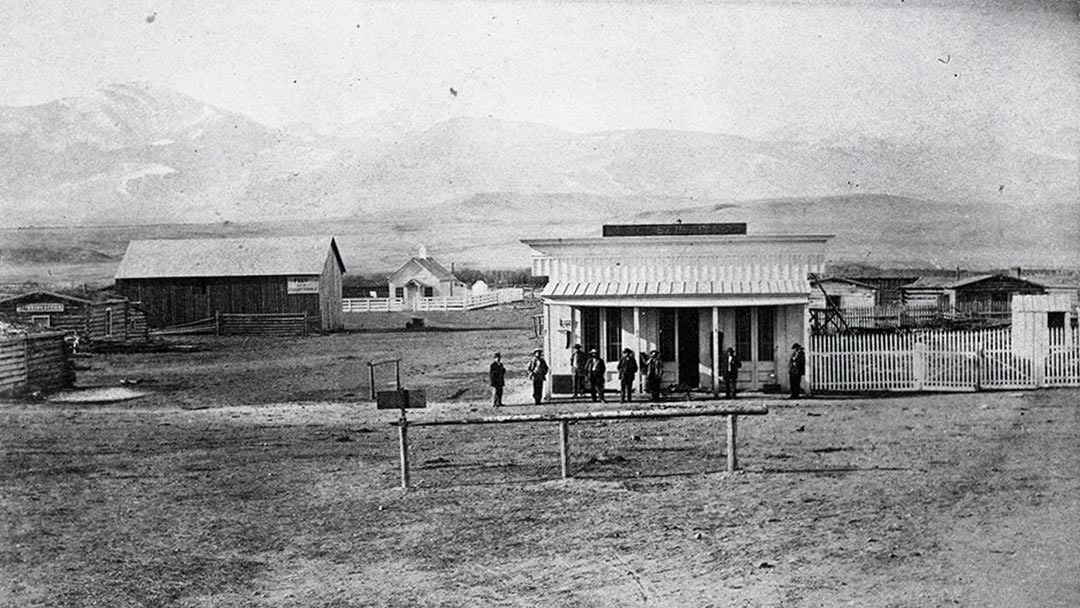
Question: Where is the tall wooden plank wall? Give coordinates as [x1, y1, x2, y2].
[0, 332, 72, 396]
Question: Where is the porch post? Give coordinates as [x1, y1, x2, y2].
[711, 306, 720, 397]
[634, 306, 643, 392]
[544, 302, 553, 400]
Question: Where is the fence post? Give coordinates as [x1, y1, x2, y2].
[726, 414, 738, 472]
[975, 344, 984, 391]
[913, 339, 926, 391]
[559, 420, 571, 478]
[215, 312, 221, 336]
[398, 412, 410, 489]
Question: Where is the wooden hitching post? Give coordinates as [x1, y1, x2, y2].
[398, 409, 410, 489]
[559, 420, 571, 479]
[726, 414, 738, 472]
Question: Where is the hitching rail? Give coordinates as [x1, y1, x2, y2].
[389, 405, 768, 488]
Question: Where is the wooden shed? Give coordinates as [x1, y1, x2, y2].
[809, 277, 878, 310]
[902, 274, 1046, 313]
[0, 290, 147, 344]
[115, 236, 345, 331]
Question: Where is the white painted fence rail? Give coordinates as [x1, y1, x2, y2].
[810, 327, 1080, 393]
[343, 288, 524, 313]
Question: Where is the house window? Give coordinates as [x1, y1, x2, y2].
[757, 307, 775, 361]
[582, 308, 601, 356]
[395, 287, 404, 298]
[30, 315, 50, 328]
[735, 308, 752, 362]
[105, 308, 114, 337]
[605, 307, 621, 362]
[658, 309, 676, 361]
[423, 286, 434, 298]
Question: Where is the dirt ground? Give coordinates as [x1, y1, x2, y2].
[2, 308, 1079, 607]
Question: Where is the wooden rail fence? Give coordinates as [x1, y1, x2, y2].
[389, 404, 768, 488]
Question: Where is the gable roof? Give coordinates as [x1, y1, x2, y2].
[391, 257, 459, 283]
[0, 290, 93, 306]
[115, 236, 345, 279]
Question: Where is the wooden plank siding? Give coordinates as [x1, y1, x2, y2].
[0, 332, 73, 396]
[0, 295, 144, 343]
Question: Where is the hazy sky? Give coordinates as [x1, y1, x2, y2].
[1, 1, 1076, 153]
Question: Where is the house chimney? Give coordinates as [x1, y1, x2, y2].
[1014, 266, 1022, 278]
[955, 266, 961, 280]
[418, 245, 428, 258]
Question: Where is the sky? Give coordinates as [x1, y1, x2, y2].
[1, 1, 1076, 154]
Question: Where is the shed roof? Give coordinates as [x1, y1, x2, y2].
[115, 236, 345, 279]
[905, 274, 1045, 291]
[810, 276, 879, 291]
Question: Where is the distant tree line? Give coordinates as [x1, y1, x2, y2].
[452, 267, 546, 288]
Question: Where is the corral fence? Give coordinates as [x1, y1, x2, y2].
[810, 327, 1080, 392]
[0, 331, 73, 396]
[150, 313, 312, 337]
[343, 288, 525, 313]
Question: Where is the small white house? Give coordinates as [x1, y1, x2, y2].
[387, 248, 469, 309]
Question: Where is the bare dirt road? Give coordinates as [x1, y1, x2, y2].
[2, 320, 1078, 607]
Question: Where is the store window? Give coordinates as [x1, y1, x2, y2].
[757, 307, 775, 361]
[605, 308, 621, 361]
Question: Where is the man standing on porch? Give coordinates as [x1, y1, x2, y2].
[645, 350, 664, 402]
[722, 347, 741, 399]
[789, 343, 806, 398]
[528, 348, 548, 405]
[585, 349, 607, 402]
[617, 348, 638, 403]
[570, 343, 587, 398]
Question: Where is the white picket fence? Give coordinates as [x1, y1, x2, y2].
[810, 327, 1080, 393]
[342, 288, 525, 313]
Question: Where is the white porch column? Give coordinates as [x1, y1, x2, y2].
[544, 302, 553, 400]
[634, 306, 642, 392]
[711, 306, 720, 397]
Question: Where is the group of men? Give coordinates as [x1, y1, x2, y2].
[488, 342, 807, 407]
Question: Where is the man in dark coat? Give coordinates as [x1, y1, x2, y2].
[527, 348, 548, 405]
[789, 342, 806, 398]
[721, 347, 741, 399]
[645, 350, 664, 402]
[570, 343, 587, 398]
[585, 349, 607, 402]
[489, 352, 506, 407]
[616, 348, 638, 402]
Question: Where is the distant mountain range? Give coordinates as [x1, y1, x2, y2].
[1, 82, 1076, 269]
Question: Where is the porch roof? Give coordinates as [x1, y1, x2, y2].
[542, 279, 809, 298]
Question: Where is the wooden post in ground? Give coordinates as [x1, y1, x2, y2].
[559, 420, 571, 478]
[726, 414, 738, 472]
[398, 410, 410, 489]
[368, 363, 376, 400]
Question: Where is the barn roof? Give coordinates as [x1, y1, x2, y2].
[115, 236, 345, 279]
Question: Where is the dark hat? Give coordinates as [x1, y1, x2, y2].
[589, 348, 598, 354]
[792, 343, 802, 349]
[573, 343, 582, 349]
[622, 348, 632, 353]
[650, 349, 659, 355]
[726, 347, 735, 352]
[494, 352, 501, 357]
[533, 348, 543, 354]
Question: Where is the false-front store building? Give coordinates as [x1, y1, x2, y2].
[522, 224, 831, 398]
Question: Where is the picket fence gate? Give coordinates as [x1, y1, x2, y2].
[810, 327, 1080, 393]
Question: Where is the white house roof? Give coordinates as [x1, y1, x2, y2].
[390, 257, 459, 284]
[115, 236, 344, 279]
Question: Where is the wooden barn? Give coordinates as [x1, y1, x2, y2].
[115, 236, 345, 331]
[523, 223, 832, 397]
[387, 247, 469, 309]
[902, 274, 1046, 312]
[0, 290, 147, 344]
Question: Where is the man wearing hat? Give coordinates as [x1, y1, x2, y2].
[617, 348, 638, 402]
[527, 348, 548, 405]
[489, 352, 506, 407]
[645, 350, 664, 402]
[721, 347, 741, 399]
[789, 343, 806, 399]
[570, 343, 587, 398]
[584, 348, 607, 402]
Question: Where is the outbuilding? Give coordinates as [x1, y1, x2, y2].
[0, 290, 147, 344]
[115, 236, 345, 331]
[387, 247, 469, 310]
[522, 223, 832, 397]
[901, 273, 1045, 313]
